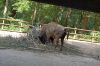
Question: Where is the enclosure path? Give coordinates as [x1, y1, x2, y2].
[65, 39, 100, 57]
[0, 49, 100, 66]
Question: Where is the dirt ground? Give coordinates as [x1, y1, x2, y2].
[0, 39, 100, 66]
[0, 30, 100, 66]
[65, 39, 100, 58]
[0, 49, 100, 66]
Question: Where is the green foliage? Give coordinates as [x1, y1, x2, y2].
[81, 34, 92, 41]
[0, 0, 4, 17]
[87, 15, 95, 30]
[68, 9, 82, 28]
[12, 0, 30, 13]
[94, 32, 100, 42]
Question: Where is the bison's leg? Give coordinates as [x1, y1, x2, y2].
[54, 38, 59, 49]
[60, 38, 64, 51]
[60, 35, 66, 51]
[49, 37, 54, 44]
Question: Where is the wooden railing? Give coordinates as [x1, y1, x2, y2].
[65, 27, 100, 43]
[0, 18, 31, 32]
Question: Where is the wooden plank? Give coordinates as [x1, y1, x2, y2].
[0, 18, 30, 23]
[65, 27, 100, 32]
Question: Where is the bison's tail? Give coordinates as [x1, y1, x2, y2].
[64, 28, 70, 40]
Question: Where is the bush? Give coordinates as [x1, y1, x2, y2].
[94, 32, 100, 42]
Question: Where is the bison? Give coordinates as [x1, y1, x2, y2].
[39, 22, 70, 51]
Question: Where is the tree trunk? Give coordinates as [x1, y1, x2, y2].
[3, 0, 8, 17]
[2, 0, 8, 29]
[81, 11, 88, 29]
[65, 8, 72, 27]
[31, 3, 37, 25]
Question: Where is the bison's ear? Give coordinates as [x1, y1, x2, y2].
[39, 23, 45, 27]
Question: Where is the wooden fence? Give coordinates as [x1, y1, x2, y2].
[0, 18, 31, 32]
[65, 27, 100, 43]
[0, 18, 100, 43]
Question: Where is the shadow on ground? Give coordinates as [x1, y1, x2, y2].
[0, 35, 100, 61]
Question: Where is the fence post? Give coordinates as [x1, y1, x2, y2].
[2, 0, 8, 30]
[19, 22, 22, 32]
[73, 28, 77, 39]
[1, 20, 5, 29]
[91, 31, 95, 43]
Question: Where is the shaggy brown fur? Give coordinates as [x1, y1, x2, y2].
[39, 22, 69, 51]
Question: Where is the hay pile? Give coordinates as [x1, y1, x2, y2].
[26, 26, 54, 50]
